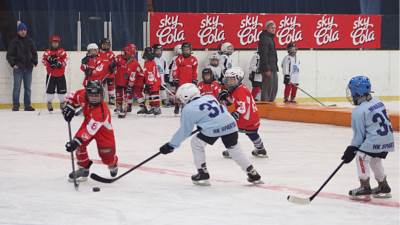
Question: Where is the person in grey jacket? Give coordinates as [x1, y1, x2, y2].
[6, 22, 38, 111]
[257, 20, 278, 102]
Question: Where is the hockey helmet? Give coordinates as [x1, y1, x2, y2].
[123, 43, 137, 57]
[346, 75, 372, 105]
[100, 38, 111, 51]
[174, 44, 182, 55]
[142, 47, 155, 60]
[176, 83, 201, 105]
[223, 67, 244, 91]
[181, 42, 192, 58]
[201, 68, 214, 84]
[220, 42, 234, 55]
[152, 44, 163, 57]
[85, 80, 104, 106]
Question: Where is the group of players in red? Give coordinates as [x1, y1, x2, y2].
[45, 37, 267, 182]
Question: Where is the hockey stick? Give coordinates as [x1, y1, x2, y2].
[67, 121, 79, 190]
[91, 129, 200, 183]
[297, 86, 336, 107]
[287, 161, 345, 204]
[38, 75, 52, 116]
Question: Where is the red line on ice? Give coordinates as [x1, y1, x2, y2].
[1, 145, 399, 208]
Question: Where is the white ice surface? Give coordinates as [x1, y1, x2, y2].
[0, 108, 399, 225]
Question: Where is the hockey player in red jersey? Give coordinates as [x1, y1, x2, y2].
[114, 43, 143, 117]
[172, 42, 198, 114]
[218, 67, 268, 158]
[62, 80, 118, 182]
[42, 35, 68, 111]
[142, 47, 162, 115]
[197, 68, 220, 98]
[80, 43, 108, 86]
[98, 38, 117, 105]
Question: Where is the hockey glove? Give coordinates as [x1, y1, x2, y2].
[218, 89, 229, 102]
[63, 104, 76, 122]
[84, 68, 93, 77]
[283, 75, 290, 85]
[144, 84, 151, 94]
[173, 79, 180, 88]
[341, 146, 358, 163]
[249, 72, 255, 82]
[109, 61, 117, 73]
[81, 56, 89, 65]
[65, 138, 82, 152]
[192, 80, 198, 85]
[231, 111, 240, 120]
[160, 143, 174, 154]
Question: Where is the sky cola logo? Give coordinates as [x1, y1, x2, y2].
[237, 15, 263, 45]
[197, 15, 225, 46]
[276, 16, 303, 45]
[156, 15, 185, 45]
[314, 15, 339, 46]
[350, 16, 375, 46]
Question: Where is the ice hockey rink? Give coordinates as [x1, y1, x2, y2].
[0, 105, 398, 225]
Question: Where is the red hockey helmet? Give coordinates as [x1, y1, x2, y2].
[123, 43, 137, 57]
[49, 35, 61, 43]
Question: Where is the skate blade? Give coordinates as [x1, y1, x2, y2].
[349, 195, 371, 202]
[373, 193, 392, 199]
[249, 179, 264, 185]
[192, 180, 211, 186]
[253, 154, 269, 158]
[68, 177, 88, 183]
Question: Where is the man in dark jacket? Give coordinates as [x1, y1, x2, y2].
[257, 20, 278, 102]
[6, 22, 38, 111]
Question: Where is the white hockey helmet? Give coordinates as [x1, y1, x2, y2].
[223, 67, 244, 90]
[174, 44, 182, 55]
[176, 83, 201, 104]
[208, 52, 221, 61]
[220, 42, 234, 55]
[87, 43, 99, 51]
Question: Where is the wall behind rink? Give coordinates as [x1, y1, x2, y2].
[0, 50, 399, 106]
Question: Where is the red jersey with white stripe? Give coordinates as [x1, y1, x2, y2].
[80, 55, 108, 86]
[98, 51, 115, 78]
[198, 81, 220, 98]
[42, 48, 67, 77]
[143, 60, 161, 91]
[172, 55, 198, 86]
[230, 84, 260, 130]
[114, 55, 142, 87]
[66, 89, 113, 142]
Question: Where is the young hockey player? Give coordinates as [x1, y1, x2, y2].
[281, 43, 300, 103]
[62, 80, 118, 182]
[172, 42, 198, 115]
[166, 44, 182, 106]
[159, 83, 262, 185]
[114, 43, 143, 118]
[80, 43, 107, 86]
[341, 75, 394, 200]
[152, 44, 170, 107]
[219, 42, 234, 75]
[197, 68, 220, 98]
[248, 50, 262, 101]
[218, 67, 268, 158]
[42, 35, 67, 111]
[205, 52, 224, 83]
[142, 47, 162, 115]
[98, 38, 116, 105]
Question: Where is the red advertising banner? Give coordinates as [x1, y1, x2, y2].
[149, 12, 381, 49]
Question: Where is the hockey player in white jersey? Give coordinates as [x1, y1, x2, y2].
[248, 50, 263, 101]
[152, 44, 171, 107]
[205, 52, 224, 83]
[341, 75, 395, 200]
[219, 42, 234, 77]
[159, 83, 262, 185]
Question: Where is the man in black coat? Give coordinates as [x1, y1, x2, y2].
[257, 20, 278, 102]
[6, 22, 38, 111]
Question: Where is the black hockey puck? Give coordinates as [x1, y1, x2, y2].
[92, 187, 101, 192]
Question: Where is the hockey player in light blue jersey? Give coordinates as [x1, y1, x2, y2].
[341, 75, 395, 200]
[159, 83, 262, 185]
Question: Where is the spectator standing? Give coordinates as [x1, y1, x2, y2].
[6, 22, 38, 111]
[257, 20, 278, 102]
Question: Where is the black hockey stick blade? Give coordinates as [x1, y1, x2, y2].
[91, 129, 200, 184]
[91, 152, 162, 183]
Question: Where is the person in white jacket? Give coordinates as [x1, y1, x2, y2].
[281, 43, 300, 103]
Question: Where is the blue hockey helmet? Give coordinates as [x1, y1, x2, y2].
[346, 75, 372, 105]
